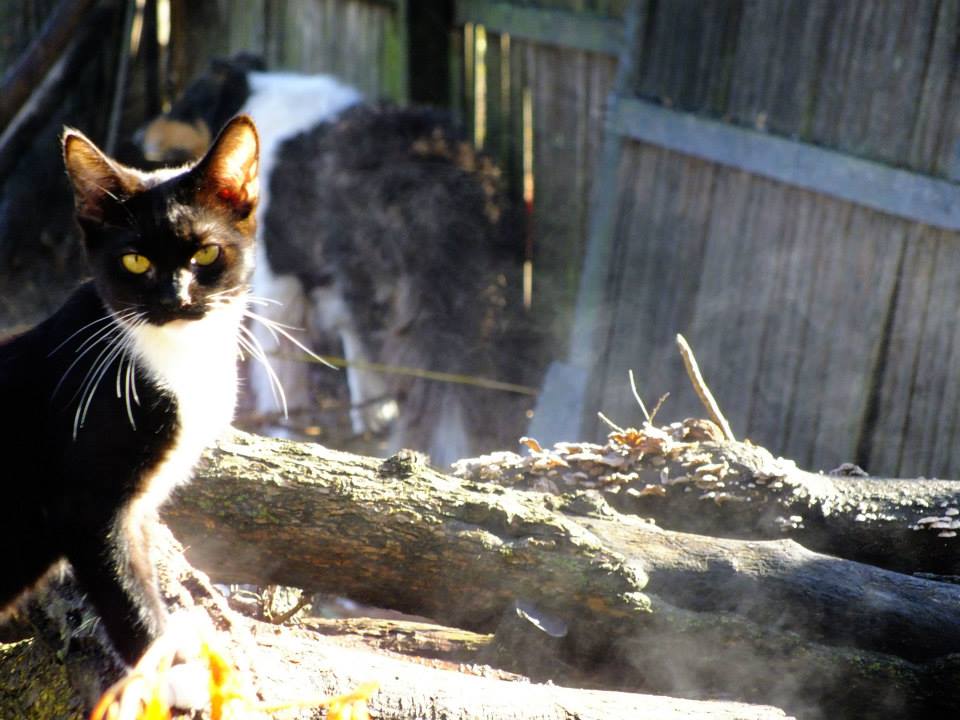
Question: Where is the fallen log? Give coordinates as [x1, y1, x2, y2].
[4, 427, 958, 719]
[3, 523, 789, 720]
[157, 430, 960, 718]
[452, 420, 960, 577]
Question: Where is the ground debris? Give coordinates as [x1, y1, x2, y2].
[451, 418, 781, 499]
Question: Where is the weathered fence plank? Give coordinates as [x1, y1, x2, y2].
[867, 227, 960, 478]
[592, 145, 716, 429]
[455, 0, 624, 55]
[524, 41, 616, 354]
[170, 0, 405, 101]
[590, 143, 929, 472]
[626, 0, 960, 179]
[456, 0, 624, 381]
[574, 0, 960, 477]
[611, 98, 960, 232]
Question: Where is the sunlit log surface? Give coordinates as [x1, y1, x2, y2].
[5, 525, 788, 720]
[164, 429, 960, 718]
[5, 427, 960, 718]
[453, 418, 960, 576]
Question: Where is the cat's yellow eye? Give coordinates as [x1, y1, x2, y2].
[192, 245, 221, 266]
[121, 253, 151, 274]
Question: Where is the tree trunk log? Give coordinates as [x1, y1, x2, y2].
[4, 426, 959, 719]
[3, 524, 788, 720]
[451, 420, 960, 576]
[156, 429, 960, 719]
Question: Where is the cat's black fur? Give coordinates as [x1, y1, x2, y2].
[0, 115, 259, 664]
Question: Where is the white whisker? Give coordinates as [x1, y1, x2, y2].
[65, 309, 148, 439]
[129, 353, 140, 406]
[74, 329, 130, 439]
[47, 311, 124, 357]
[244, 295, 283, 307]
[208, 284, 245, 299]
[73, 311, 133, 355]
[243, 309, 301, 331]
[53, 323, 125, 400]
[113, 320, 138, 398]
[122, 317, 145, 429]
[243, 308, 335, 369]
[123, 355, 137, 430]
[237, 324, 288, 416]
[115, 349, 124, 398]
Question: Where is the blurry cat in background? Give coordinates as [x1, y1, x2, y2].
[0, 116, 259, 664]
[135, 54, 537, 466]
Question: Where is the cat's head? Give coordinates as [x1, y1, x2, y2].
[63, 115, 259, 326]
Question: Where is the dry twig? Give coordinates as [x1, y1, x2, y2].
[675, 334, 735, 441]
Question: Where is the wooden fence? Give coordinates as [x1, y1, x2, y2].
[169, 0, 408, 102]
[6, 0, 960, 478]
[455, 0, 625, 362]
[465, 0, 960, 478]
[0, 0, 408, 332]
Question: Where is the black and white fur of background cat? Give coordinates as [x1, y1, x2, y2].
[136, 55, 534, 467]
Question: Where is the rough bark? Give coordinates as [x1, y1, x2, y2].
[157, 429, 960, 718]
[4, 426, 959, 719]
[2, 525, 788, 720]
[451, 419, 960, 576]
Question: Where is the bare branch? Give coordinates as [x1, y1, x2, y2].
[676, 333, 735, 441]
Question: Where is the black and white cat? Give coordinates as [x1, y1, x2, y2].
[136, 55, 531, 466]
[0, 115, 259, 664]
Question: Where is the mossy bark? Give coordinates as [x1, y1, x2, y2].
[156, 429, 960, 718]
[5, 427, 960, 718]
[451, 421, 960, 576]
[5, 526, 789, 720]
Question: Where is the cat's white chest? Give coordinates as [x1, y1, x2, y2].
[126, 305, 242, 501]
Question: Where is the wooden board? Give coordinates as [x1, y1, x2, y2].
[455, 0, 625, 55]
[277, 0, 406, 100]
[578, 0, 960, 477]
[462, 24, 617, 357]
[170, 0, 405, 101]
[867, 226, 960, 478]
[591, 143, 718, 431]
[630, 0, 960, 178]
[516, 40, 617, 354]
[590, 141, 912, 472]
[611, 98, 960, 232]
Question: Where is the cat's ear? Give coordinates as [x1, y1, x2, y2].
[192, 115, 259, 218]
[62, 129, 142, 223]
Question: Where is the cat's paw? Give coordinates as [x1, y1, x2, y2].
[91, 609, 242, 718]
[162, 661, 211, 710]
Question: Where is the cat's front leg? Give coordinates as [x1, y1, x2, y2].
[66, 505, 166, 665]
